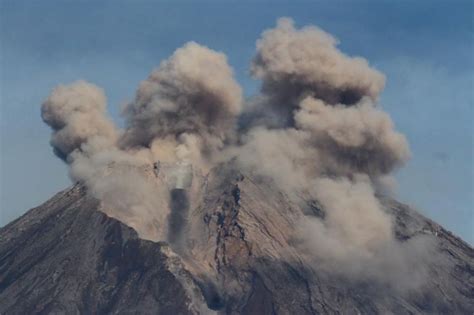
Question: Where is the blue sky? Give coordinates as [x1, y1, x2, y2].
[1, 0, 472, 243]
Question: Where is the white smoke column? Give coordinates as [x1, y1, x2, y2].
[121, 41, 243, 166]
[41, 81, 118, 161]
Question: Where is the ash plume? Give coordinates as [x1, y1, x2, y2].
[40, 17, 433, 290]
[69, 148, 169, 241]
[235, 18, 427, 288]
[249, 17, 385, 127]
[295, 97, 410, 176]
[120, 41, 242, 165]
[41, 81, 118, 161]
[41, 42, 243, 242]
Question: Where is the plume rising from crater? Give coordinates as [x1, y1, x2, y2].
[38, 18, 442, 295]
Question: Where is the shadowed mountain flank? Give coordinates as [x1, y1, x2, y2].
[0, 185, 207, 315]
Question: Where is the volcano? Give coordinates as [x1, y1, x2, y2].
[3, 15, 474, 315]
[0, 163, 473, 315]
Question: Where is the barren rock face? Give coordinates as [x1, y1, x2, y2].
[1, 163, 473, 314]
[0, 185, 207, 314]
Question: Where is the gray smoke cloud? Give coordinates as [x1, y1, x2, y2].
[41, 81, 118, 161]
[40, 18, 432, 290]
[249, 17, 385, 127]
[298, 213, 435, 291]
[310, 176, 394, 252]
[234, 18, 429, 290]
[237, 17, 409, 196]
[295, 97, 410, 176]
[121, 41, 242, 164]
[41, 42, 243, 242]
[70, 148, 169, 241]
[41, 81, 170, 241]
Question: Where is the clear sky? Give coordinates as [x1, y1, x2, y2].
[1, 0, 472, 243]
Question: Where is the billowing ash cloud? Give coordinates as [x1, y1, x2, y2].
[295, 97, 410, 176]
[250, 17, 385, 126]
[310, 176, 394, 252]
[41, 81, 118, 161]
[237, 18, 409, 181]
[40, 18, 430, 290]
[234, 18, 426, 288]
[70, 149, 169, 241]
[120, 41, 242, 162]
[41, 43, 243, 242]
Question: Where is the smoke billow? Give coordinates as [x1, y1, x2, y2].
[295, 97, 410, 176]
[41, 42, 243, 243]
[120, 41, 243, 166]
[70, 148, 170, 241]
[311, 176, 394, 252]
[235, 18, 429, 289]
[41, 18, 432, 290]
[249, 17, 385, 127]
[41, 81, 118, 161]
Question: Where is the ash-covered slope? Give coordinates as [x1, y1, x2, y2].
[1, 165, 473, 314]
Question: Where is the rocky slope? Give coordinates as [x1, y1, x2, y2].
[1, 164, 473, 314]
[0, 185, 209, 314]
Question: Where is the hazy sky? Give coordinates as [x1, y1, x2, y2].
[1, 0, 472, 243]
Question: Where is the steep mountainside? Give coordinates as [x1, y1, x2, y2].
[1, 165, 473, 314]
[0, 185, 207, 314]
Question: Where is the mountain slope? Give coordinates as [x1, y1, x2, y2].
[1, 165, 473, 314]
[0, 184, 207, 314]
[185, 165, 474, 314]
